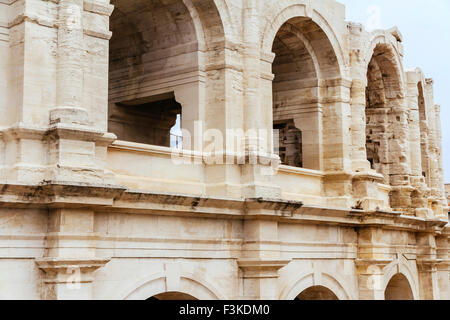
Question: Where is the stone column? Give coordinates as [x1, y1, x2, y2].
[433, 104, 447, 217]
[48, 0, 115, 184]
[423, 79, 443, 216]
[347, 23, 372, 173]
[239, 200, 299, 299]
[53, 0, 85, 123]
[36, 208, 109, 300]
[350, 79, 372, 172]
[238, 259, 290, 300]
[416, 232, 440, 300]
[356, 259, 392, 300]
[435, 235, 450, 300]
[406, 71, 429, 217]
[35, 258, 109, 300]
[388, 101, 414, 213]
[322, 78, 355, 208]
[356, 227, 394, 300]
[240, 0, 280, 199]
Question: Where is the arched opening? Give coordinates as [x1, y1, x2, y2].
[148, 292, 197, 300]
[295, 286, 339, 300]
[108, 0, 203, 149]
[365, 43, 404, 184]
[384, 273, 414, 300]
[271, 17, 340, 170]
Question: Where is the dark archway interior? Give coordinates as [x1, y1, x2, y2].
[148, 292, 198, 300]
[295, 286, 339, 300]
[271, 17, 339, 170]
[384, 274, 414, 300]
[108, 0, 197, 147]
[365, 44, 403, 183]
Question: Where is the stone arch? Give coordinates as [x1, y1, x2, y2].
[364, 31, 405, 86]
[365, 38, 405, 101]
[296, 286, 338, 300]
[118, 272, 225, 300]
[281, 272, 352, 300]
[261, 1, 346, 78]
[382, 257, 420, 300]
[364, 32, 408, 186]
[185, 0, 229, 50]
[108, 0, 227, 150]
[265, 2, 346, 171]
[384, 273, 414, 300]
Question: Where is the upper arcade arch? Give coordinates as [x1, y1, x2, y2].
[266, 3, 347, 171]
[364, 33, 408, 184]
[108, 0, 228, 151]
[363, 30, 406, 86]
[261, 1, 347, 79]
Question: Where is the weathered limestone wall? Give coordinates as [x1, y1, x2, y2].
[446, 184, 450, 212]
[0, 0, 447, 301]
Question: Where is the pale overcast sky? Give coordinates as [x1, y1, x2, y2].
[338, 0, 450, 183]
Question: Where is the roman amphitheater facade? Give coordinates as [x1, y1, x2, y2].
[0, 0, 448, 300]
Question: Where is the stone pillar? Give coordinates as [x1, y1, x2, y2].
[322, 78, 355, 208]
[48, 0, 115, 184]
[36, 208, 109, 300]
[2, 0, 115, 186]
[240, 0, 280, 199]
[433, 104, 447, 217]
[347, 23, 372, 173]
[239, 200, 299, 299]
[35, 258, 109, 300]
[416, 233, 440, 300]
[350, 80, 372, 172]
[356, 259, 392, 300]
[406, 71, 429, 217]
[238, 259, 290, 300]
[356, 227, 393, 300]
[388, 103, 414, 213]
[423, 79, 443, 215]
[54, 0, 84, 120]
[435, 235, 450, 300]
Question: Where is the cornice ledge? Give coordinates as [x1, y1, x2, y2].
[417, 259, 450, 272]
[35, 257, 110, 283]
[355, 258, 393, 267]
[0, 181, 127, 206]
[237, 258, 291, 278]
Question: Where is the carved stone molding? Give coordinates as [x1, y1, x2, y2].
[237, 259, 291, 279]
[35, 258, 110, 284]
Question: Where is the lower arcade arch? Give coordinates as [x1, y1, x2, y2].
[295, 286, 339, 300]
[148, 292, 198, 300]
[384, 273, 414, 300]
